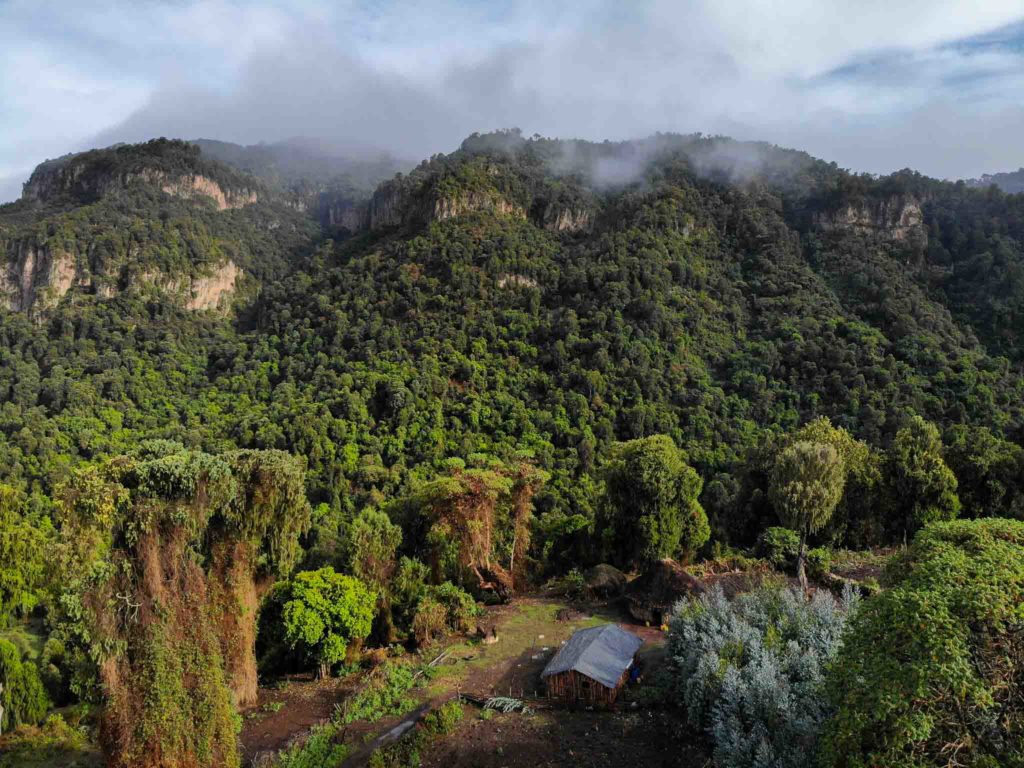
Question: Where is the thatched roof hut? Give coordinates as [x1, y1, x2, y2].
[625, 558, 704, 625]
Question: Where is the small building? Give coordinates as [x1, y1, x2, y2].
[541, 624, 643, 706]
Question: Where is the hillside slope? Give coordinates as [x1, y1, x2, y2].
[0, 130, 1022, 548]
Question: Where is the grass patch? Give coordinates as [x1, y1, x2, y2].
[0, 714, 102, 768]
[423, 600, 607, 697]
[273, 723, 348, 768]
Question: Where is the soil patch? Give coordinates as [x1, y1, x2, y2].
[421, 707, 706, 768]
[240, 673, 353, 765]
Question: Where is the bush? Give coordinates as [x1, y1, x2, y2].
[335, 661, 418, 725]
[0, 638, 50, 732]
[756, 527, 800, 568]
[273, 723, 348, 768]
[411, 582, 478, 644]
[821, 519, 1024, 768]
[805, 548, 832, 579]
[667, 584, 858, 768]
[0, 713, 100, 768]
[411, 598, 447, 646]
[421, 700, 463, 738]
[280, 568, 376, 678]
[425, 582, 479, 633]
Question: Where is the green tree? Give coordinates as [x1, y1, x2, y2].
[0, 486, 51, 627]
[945, 425, 1024, 520]
[0, 638, 50, 733]
[600, 435, 708, 569]
[346, 508, 402, 590]
[769, 441, 846, 592]
[281, 568, 376, 678]
[822, 519, 1024, 768]
[885, 416, 961, 541]
[346, 507, 403, 641]
[784, 418, 883, 546]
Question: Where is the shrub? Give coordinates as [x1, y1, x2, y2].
[411, 598, 447, 646]
[273, 723, 348, 768]
[335, 661, 417, 725]
[756, 527, 800, 568]
[805, 548, 832, 580]
[411, 582, 478, 645]
[280, 568, 376, 678]
[421, 700, 463, 738]
[821, 519, 1024, 768]
[0, 713, 100, 768]
[667, 584, 858, 768]
[425, 582, 478, 632]
[0, 638, 50, 732]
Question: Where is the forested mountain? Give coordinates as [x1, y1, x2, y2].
[1, 130, 1023, 551]
[3, 129, 1024, 768]
[967, 167, 1024, 194]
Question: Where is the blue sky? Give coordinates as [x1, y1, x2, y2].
[1, 0, 1023, 201]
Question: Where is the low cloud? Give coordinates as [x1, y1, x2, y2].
[2, 1, 1023, 202]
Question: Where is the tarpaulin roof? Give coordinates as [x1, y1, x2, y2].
[541, 623, 643, 689]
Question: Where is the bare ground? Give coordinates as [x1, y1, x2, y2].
[240, 673, 355, 765]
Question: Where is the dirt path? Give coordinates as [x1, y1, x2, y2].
[240, 674, 354, 765]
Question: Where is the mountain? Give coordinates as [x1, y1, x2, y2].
[966, 167, 1024, 194]
[0, 129, 1022, 548]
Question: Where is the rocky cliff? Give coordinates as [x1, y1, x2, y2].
[0, 235, 242, 315]
[21, 139, 261, 210]
[0, 241, 78, 313]
[814, 195, 927, 248]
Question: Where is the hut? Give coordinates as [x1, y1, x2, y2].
[541, 624, 643, 706]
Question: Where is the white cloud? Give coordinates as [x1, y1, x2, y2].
[1, 0, 1023, 202]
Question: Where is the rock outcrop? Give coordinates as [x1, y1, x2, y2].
[815, 195, 926, 247]
[319, 198, 367, 231]
[185, 261, 241, 310]
[22, 149, 258, 210]
[432, 191, 526, 223]
[365, 178, 528, 232]
[0, 242, 78, 313]
[542, 203, 592, 233]
[1, 236, 241, 315]
[158, 174, 257, 210]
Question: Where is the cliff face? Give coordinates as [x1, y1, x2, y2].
[22, 142, 260, 210]
[23, 163, 258, 211]
[541, 203, 592, 233]
[815, 195, 926, 247]
[363, 179, 585, 233]
[0, 236, 242, 315]
[0, 241, 79, 313]
[319, 198, 367, 232]
[432, 191, 527, 223]
[158, 174, 258, 210]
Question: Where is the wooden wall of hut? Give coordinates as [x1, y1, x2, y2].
[544, 667, 631, 707]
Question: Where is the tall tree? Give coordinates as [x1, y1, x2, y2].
[0, 485, 50, 628]
[280, 568, 375, 679]
[56, 444, 311, 768]
[769, 441, 846, 592]
[884, 416, 961, 541]
[600, 435, 708, 569]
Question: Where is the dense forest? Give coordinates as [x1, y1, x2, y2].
[0, 130, 1022, 767]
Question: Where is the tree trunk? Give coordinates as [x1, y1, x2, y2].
[318, 661, 330, 680]
[797, 531, 809, 597]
